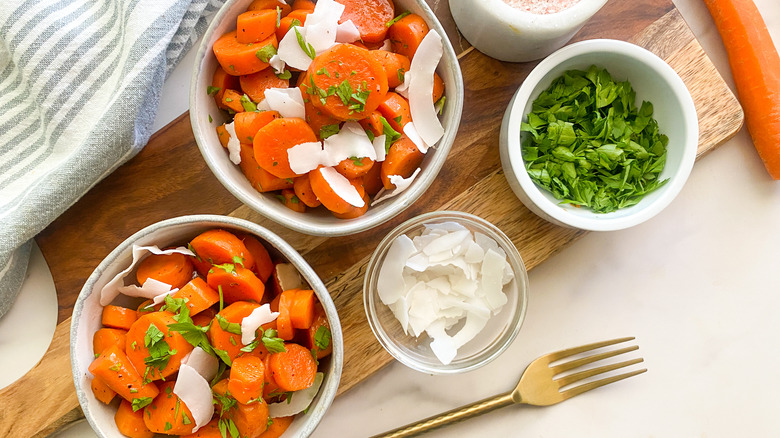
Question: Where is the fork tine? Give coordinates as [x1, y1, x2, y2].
[560, 368, 647, 401]
[554, 358, 644, 388]
[551, 345, 638, 374]
[545, 337, 635, 363]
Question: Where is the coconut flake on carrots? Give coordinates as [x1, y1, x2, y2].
[240, 303, 279, 346]
[379, 39, 392, 51]
[269, 54, 286, 74]
[182, 346, 219, 382]
[373, 134, 387, 162]
[370, 168, 421, 206]
[304, 0, 345, 52]
[323, 122, 377, 165]
[403, 122, 430, 154]
[408, 30, 444, 146]
[288, 141, 328, 174]
[278, 25, 314, 70]
[264, 87, 305, 119]
[173, 364, 214, 432]
[224, 121, 242, 165]
[116, 278, 178, 303]
[395, 71, 411, 99]
[335, 19, 360, 43]
[268, 372, 324, 418]
[319, 166, 365, 207]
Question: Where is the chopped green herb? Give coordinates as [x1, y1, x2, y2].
[232, 255, 245, 268]
[225, 97, 233, 102]
[276, 6, 281, 28]
[316, 67, 331, 77]
[261, 329, 287, 353]
[290, 195, 300, 204]
[182, 413, 192, 425]
[215, 314, 242, 335]
[314, 326, 332, 350]
[294, 27, 316, 59]
[240, 94, 257, 112]
[108, 364, 121, 372]
[386, 11, 411, 27]
[275, 69, 292, 80]
[213, 347, 233, 366]
[130, 388, 138, 394]
[212, 262, 236, 274]
[365, 129, 375, 142]
[255, 44, 277, 63]
[290, 18, 302, 27]
[397, 68, 405, 84]
[218, 285, 224, 311]
[380, 116, 401, 152]
[285, 177, 294, 184]
[435, 95, 446, 115]
[276, 194, 287, 203]
[320, 124, 340, 139]
[240, 338, 260, 353]
[207, 86, 221, 96]
[132, 397, 153, 412]
[349, 156, 364, 166]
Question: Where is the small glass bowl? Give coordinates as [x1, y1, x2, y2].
[363, 211, 529, 374]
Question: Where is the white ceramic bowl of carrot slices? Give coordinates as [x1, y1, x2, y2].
[190, 0, 463, 236]
[71, 215, 343, 438]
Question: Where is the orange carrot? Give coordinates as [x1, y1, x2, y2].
[142, 381, 195, 436]
[125, 312, 194, 381]
[91, 376, 117, 404]
[207, 263, 266, 304]
[191, 306, 217, 327]
[292, 0, 316, 12]
[221, 88, 246, 113]
[253, 117, 318, 178]
[388, 13, 429, 60]
[304, 43, 389, 121]
[171, 277, 220, 316]
[211, 66, 241, 110]
[234, 110, 281, 143]
[304, 99, 341, 140]
[190, 229, 257, 272]
[237, 9, 278, 44]
[238, 234, 275, 282]
[371, 50, 410, 88]
[278, 188, 307, 213]
[212, 378, 271, 438]
[308, 167, 366, 214]
[258, 416, 294, 438]
[101, 305, 137, 331]
[336, 0, 395, 44]
[377, 91, 411, 133]
[268, 343, 317, 391]
[262, 354, 282, 398]
[358, 110, 384, 137]
[275, 289, 297, 341]
[705, 0, 780, 179]
[304, 303, 333, 359]
[248, 0, 291, 16]
[93, 327, 127, 356]
[88, 344, 159, 403]
[381, 136, 424, 189]
[239, 143, 296, 193]
[292, 173, 321, 208]
[213, 31, 278, 76]
[362, 158, 384, 196]
[136, 252, 194, 290]
[277, 10, 309, 41]
[179, 418, 221, 438]
[288, 289, 316, 329]
[336, 156, 374, 179]
[240, 68, 289, 103]
[216, 124, 230, 148]
[332, 191, 370, 219]
[209, 301, 260, 363]
[228, 355, 266, 404]
[115, 399, 154, 438]
[432, 72, 445, 104]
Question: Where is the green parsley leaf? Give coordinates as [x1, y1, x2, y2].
[240, 94, 257, 112]
[182, 413, 192, 425]
[290, 18, 302, 28]
[397, 68, 405, 84]
[276, 194, 287, 203]
[386, 11, 411, 27]
[255, 44, 277, 63]
[207, 86, 221, 96]
[108, 364, 121, 372]
[212, 262, 236, 274]
[380, 116, 401, 152]
[320, 124, 340, 139]
[132, 397, 153, 412]
[314, 325, 332, 350]
[349, 156, 364, 166]
[130, 388, 138, 394]
[232, 255, 245, 268]
[316, 67, 331, 77]
[215, 314, 242, 335]
[435, 95, 446, 115]
[218, 285, 224, 311]
[213, 347, 233, 366]
[164, 421, 172, 431]
[276, 6, 281, 28]
[261, 328, 287, 353]
[209, 114, 213, 123]
[294, 27, 316, 59]
[275, 69, 292, 80]
[290, 195, 300, 204]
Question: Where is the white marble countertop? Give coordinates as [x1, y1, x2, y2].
[4, 0, 778, 436]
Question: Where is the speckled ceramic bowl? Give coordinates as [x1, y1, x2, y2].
[71, 215, 343, 438]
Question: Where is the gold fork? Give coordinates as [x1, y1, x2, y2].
[370, 337, 647, 438]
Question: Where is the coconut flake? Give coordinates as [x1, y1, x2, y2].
[379, 39, 392, 51]
[240, 304, 280, 346]
[269, 54, 286, 74]
[408, 30, 444, 146]
[335, 19, 360, 43]
[116, 278, 177, 303]
[100, 245, 194, 305]
[268, 372, 324, 418]
[370, 168, 421, 206]
[403, 122, 431, 154]
[395, 70, 411, 99]
[372, 134, 387, 162]
[480, 249, 508, 312]
[224, 121, 242, 165]
[264, 87, 305, 119]
[173, 364, 215, 432]
[183, 347, 219, 382]
[303, 0, 344, 53]
[323, 122, 377, 165]
[377, 234, 416, 305]
[278, 25, 314, 70]
[319, 166, 365, 207]
[288, 141, 328, 174]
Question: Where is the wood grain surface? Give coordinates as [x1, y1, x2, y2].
[0, 0, 743, 436]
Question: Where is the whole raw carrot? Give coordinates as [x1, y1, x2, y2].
[705, 0, 780, 179]
[135, 252, 194, 290]
[388, 13, 429, 60]
[115, 399, 154, 438]
[253, 117, 318, 178]
[336, 0, 395, 44]
[268, 343, 317, 391]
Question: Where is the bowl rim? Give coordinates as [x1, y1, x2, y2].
[503, 38, 699, 231]
[363, 210, 529, 374]
[476, 0, 609, 27]
[189, 0, 465, 237]
[70, 214, 343, 438]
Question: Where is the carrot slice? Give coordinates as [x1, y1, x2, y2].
[211, 66, 241, 110]
[336, 0, 395, 44]
[221, 88, 246, 113]
[388, 13, 429, 60]
[288, 289, 316, 329]
[336, 156, 374, 179]
[136, 252, 194, 290]
[377, 91, 411, 133]
[308, 167, 366, 214]
[171, 277, 220, 316]
[142, 381, 195, 436]
[190, 229, 257, 272]
[381, 136, 424, 189]
[93, 327, 127, 356]
[91, 376, 117, 405]
[191, 306, 217, 327]
[268, 343, 317, 391]
[208, 263, 266, 304]
[253, 117, 318, 178]
[292, 173, 321, 208]
[238, 234, 274, 282]
[125, 312, 194, 381]
[234, 110, 281, 144]
[115, 399, 154, 438]
[277, 10, 309, 41]
[371, 50, 410, 88]
[359, 110, 384, 137]
[304, 303, 333, 359]
[248, 0, 291, 16]
[213, 31, 278, 76]
[278, 188, 306, 213]
[276, 289, 296, 341]
[332, 191, 370, 219]
[212, 378, 271, 438]
[239, 142, 296, 193]
[179, 418, 220, 438]
[258, 416, 294, 438]
[304, 99, 341, 140]
[88, 344, 159, 403]
[101, 305, 137, 331]
[432, 72, 445, 104]
[208, 301, 260, 363]
[304, 43, 389, 121]
[362, 158, 384, 197]
[292, 0, 316, 12]
[228, 355, 266, 404]
[240, 68, 289, 103]
[236, 9, 277, 44]
[216, 123, 230, 148]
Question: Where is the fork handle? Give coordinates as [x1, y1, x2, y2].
[369, 392, 516, 438]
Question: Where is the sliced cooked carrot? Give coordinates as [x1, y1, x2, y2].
[268, 343, 317, 391]
[278, 188, 306, 213]
[216, 123, 230, 148]
[142, 381, 195, 436]
[238, 234, 274, 282]
[253, 117, 318, 178]
[377, 91, 411, 133]
[258, 416, 294, 438]
[190, 229, 257, 272]
[179, 418, 220, 438]
[371, 50, 410, 88]
[362, 158, 384, 196]
[336, 0, 395, 44]
[292, 0, 316, 12]
[115, 399, 154, 438]
[304, 99, 341, 140]
[388, 13, 429, 60]
[209, 301, 260, 363]
[288, 289, 316, 329]
[125, 312, 194, 381]
[276, 289, 297, 341]
[358, 110, 384, 137]
[136, 252, 194, 290]
[277, 10, 309, 41]
[207, 263, 265, 304]
[191, 306, 217, 327]
[248, 0, 291, 16]
[212, 378, 271, 438]
[332, 191, 370, 219]
[91, 376, 117, 405]
[293, 173, 321, 208]
[240, 68, 289, 103]
[228, 355, 266, 404]
[88, 344, 159, 403]
[171, 277, 220, 316]
[304, 43, 389, 121]
[432, 72, 445, 104]
[93, 327, 127, 356]
[381, 136, 424, 189]
[304, 303, 333, 359]
[211, 66, 241, 110]
[234, 110, 281, 143]
[101, 305, 137, 331]
[221, 88, 246, 113]
[213, 31, 278, 76]
[237, 9, 277, 44]
[239, 143, 296, 193]
[336, 156, 374, 179]
[309, 167, 367, 214]
[262, 354, 281, 398]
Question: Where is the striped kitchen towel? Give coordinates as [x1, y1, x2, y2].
[0, 0, 226, 319]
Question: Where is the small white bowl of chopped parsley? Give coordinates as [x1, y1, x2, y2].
[499, 39, 698, 231]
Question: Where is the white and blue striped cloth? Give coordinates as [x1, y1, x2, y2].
[0, 0, 226, 318]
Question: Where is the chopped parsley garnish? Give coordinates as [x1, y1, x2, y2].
[349, 156, 364, 166]
[435, 95, 446, 115]
[240, 94, 257, 112]
[276, 6, 281, 28]
[316, 67, 331, 77]
[386, 11, 411, 27]
[215, 314, 242, 335]
[207, 86, 220, 96]
[211, 262, 236, 274]
[275, 69, 292, 80]
[255, 44, 277, 63]
[314, 326, 332, 350]
[320, 124, 340, 139]
[380, 116, 401, 152]
[208, 114, 213, 123]
[142, 324, 177, 380]
[276, 194, 287, 203]
[131, 397, 153, 412]
[397, 68, 405, 84]
[290, 195, 300, 204]
[294, 27, 316, 59]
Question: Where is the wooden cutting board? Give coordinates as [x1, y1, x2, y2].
[0, 0, 743, 436]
